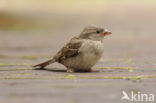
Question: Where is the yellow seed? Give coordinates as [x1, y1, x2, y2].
[125, 58, 132, 63]
[99, 67, 134, 72]
[65, 74, 76, 79]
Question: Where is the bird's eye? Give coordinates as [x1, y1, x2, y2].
[96, 30, 100, 34]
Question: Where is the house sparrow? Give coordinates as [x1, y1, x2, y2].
[33, 25, 111, 72]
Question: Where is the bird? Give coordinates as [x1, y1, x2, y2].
[33, 25, 111, 73]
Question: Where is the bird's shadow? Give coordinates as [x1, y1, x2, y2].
[34, 68, 66, 72]
[34, 68, 100, 73]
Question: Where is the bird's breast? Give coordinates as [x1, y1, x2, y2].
[80, 40, 104, 55]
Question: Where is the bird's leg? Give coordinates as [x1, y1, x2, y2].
[88, 68, 99, 72]
[66, 67, 74, 73]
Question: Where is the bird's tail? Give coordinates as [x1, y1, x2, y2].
[33, 58, 56, 68]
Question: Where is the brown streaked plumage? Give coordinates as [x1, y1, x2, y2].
[33, 25, 111, 72]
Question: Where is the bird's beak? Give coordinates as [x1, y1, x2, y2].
[104, 31, 112, 36]
[101, 29, 112, 37]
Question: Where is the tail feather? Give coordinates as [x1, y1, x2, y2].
[33, 59, 55, 68]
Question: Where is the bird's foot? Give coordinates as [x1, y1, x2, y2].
[88, 68, 99, 72]
[66, 68, 74, 73]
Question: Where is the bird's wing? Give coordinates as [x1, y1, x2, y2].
[54, 37, 83, 62]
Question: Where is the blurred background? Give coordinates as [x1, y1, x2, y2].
[0, 0, 156, 65]
[0, 1, 156, 103]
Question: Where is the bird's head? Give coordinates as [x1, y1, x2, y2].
[79, 25, 111, 41]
